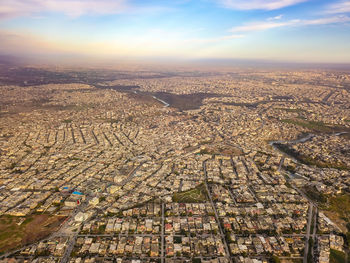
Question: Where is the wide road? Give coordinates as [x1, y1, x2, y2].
[161, 202, 165, 263]
[304, 203, 314, 263]
[203, 160, 232, 263]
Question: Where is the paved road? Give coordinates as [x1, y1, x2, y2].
[203, 160, 232, 263]
[311, 207, 318, 261]
[161, 202, 165, 263]
[178, 178, 183, 192]
[304, 203, 314, 263]
[59, 194, 93, 263]
[60, 232, 78, 263]
[118, 162, 145, 187]
[278, 156, 285, 171]
[282, 171, 322, 263]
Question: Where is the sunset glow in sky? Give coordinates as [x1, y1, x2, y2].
[0, 0, 350, 63]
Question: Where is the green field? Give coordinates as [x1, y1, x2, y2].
[173, 184, 208, 203]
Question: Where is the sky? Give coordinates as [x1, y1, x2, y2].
[0, 0, 350, 64]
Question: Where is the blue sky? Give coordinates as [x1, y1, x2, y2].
[0, 0, 349, 63]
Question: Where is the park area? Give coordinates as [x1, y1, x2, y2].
[173, 184, 208, 203]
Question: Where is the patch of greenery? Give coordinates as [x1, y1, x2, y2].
[22, 217, 34, 225]
[328, 194, 350, 223]
[281, 118, 350, 139]
[68, 157, 80, 161]
[346, 232, 350, 247]
[100, 118, 119, 124]
[62, 119, 72, 123]
[0, 231, 20, 242]
[7, 162, 17, 170]
[307, 237, 314, 263]
[271, 255, 281, 263]
[174, 236, 182, 244]
[281, 119, 334, 133]
[303, 185, 327, 204]
[98, 225, 106, 234]
[330, 249, 346, 263]
[173, 184, 208, 203]
[199, 148, 212, 155]
[285, 165, 297, 173]
[276, 108, 306, 113]
[275, 143, 349, 171]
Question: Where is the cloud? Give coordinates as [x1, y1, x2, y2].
[218, 0, 308, 10]
[0, 0, 128, 19]
[303, 15, 350, 25]
[267, 15, 283, 20]
[230, 15, 350, 32]
[230, 21, 296, 32]
[325, 1, 350, 14]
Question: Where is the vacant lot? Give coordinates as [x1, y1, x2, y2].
[0, 214, 66, 254]
[173, 184, 208, 203]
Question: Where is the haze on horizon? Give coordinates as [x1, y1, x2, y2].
[0, 0, 350, 65]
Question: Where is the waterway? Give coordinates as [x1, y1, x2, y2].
[151, 96, 170, 107]
[133, 90, 170, 107]
[269, 131, 348, 169]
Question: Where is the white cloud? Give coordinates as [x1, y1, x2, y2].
[325, 1, 350, 14]
[0, 0, 128, 19]
[230, 15, 350, 32]
[303, 15, 350, 25]
[218, 0, 308, 10]
[230, 21, 295, 32]
[267, 15, 283, 20]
